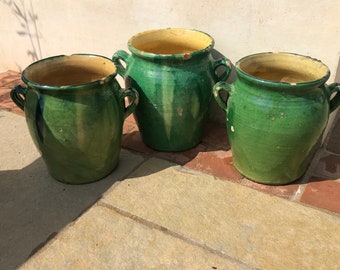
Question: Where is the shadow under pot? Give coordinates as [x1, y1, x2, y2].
[113, 28, 231, 152]
[11, 54, 138, 184]
[213, 52, 340, 185]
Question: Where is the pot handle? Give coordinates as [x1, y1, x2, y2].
[121, 88, 139, 119]
[212, 57, 232, 82]
[112, 50, 130, 78]
[10, 85, 27, 111]
[328, 83, 340, 113]
[213, 81, 233, 111]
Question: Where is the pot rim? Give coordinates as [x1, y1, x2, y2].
[127, 28, 215, 60]
[21, 54, 118, 90]
[235, 52, 331, 87]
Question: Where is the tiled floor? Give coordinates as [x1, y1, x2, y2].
[1, 70, 339, 215]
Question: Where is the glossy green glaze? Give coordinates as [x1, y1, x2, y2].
[113, 28, 231, 151]
[213, 52, 340, 185]
[11, 54, 138, 184]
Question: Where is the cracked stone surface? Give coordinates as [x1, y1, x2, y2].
[101, 158, 340, 270]
[21, 157, 340, 270]
[20, 205, 249, 270]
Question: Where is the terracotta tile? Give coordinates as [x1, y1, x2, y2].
[313, 151, 340, 180]
[202, 122, 230, 150]
[0, 72, 24, 116]
[0, 89, 12, 107]
[300, 178, 340, 214]
[124, 113, 137, 124]
[0, 87, 11, 98]
[121, 131, 155, 154]
[155, 143, 208, 165]
[184, 148, 243, 182]
[242, 178, 301, 200]
[0, 88, 24, 115]
[122, 120, 137, 135]
[0, 70, 22, 88]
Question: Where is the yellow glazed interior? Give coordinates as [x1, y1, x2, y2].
[24, 55, 116, 87]
[237, 52, 329, 84]
[129, 28, 213, 55]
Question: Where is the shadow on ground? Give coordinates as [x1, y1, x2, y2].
[0, 150, 142, 270]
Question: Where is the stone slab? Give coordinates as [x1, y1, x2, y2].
[0, 110, 145, 269]
[0, 109, 40, 170]
[102, 158, 340, 270]
[20, 205, 249, 270]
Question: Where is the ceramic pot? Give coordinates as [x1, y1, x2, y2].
[213, 52, 340, 185]
[113, 28, 231, 151]
[11, 54, 138, 184]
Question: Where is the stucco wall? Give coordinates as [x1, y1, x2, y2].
[1, 0, 339, 79]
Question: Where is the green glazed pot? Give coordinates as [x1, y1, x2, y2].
[213, 52, 340, 185]
[11, 54, 138, 184]
[113, 28, 231, 151]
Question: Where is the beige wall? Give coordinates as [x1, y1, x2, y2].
[0, 0, 339, 81]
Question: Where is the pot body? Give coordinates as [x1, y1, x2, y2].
[214, 52, 340, 185]
[11, 54, 138, 184]
[113, 28, 230, 151]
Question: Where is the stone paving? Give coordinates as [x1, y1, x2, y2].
[1, 71, 339, 269]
